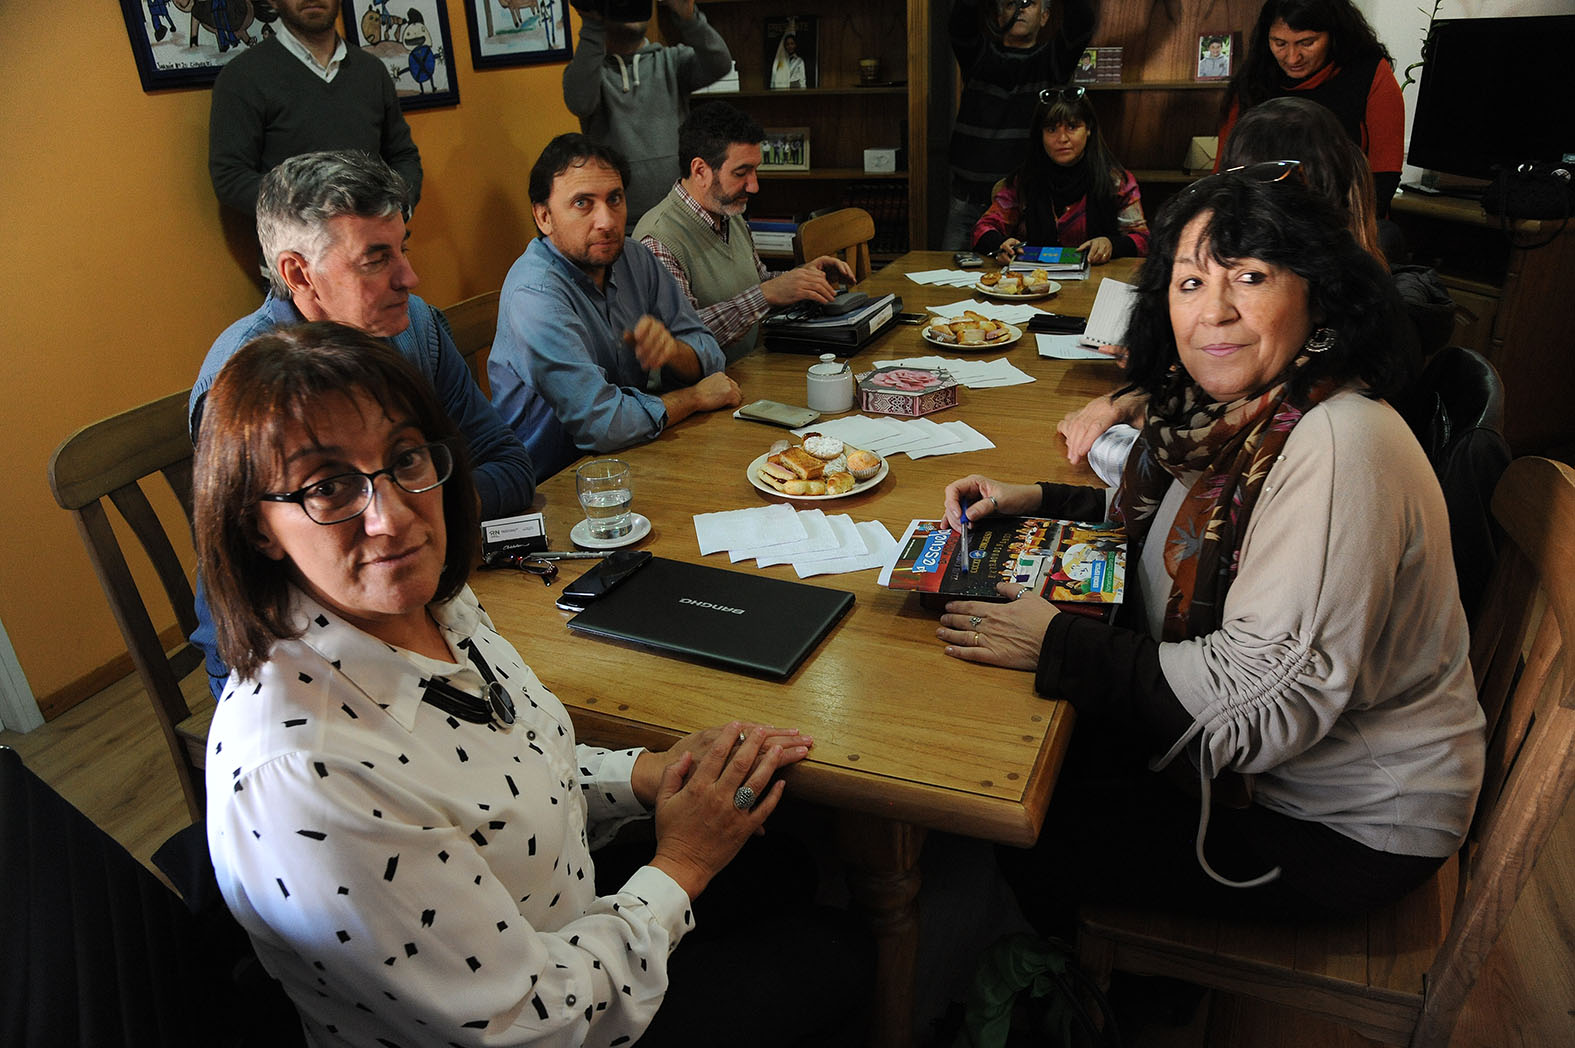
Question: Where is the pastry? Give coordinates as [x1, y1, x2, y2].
[768, 438, 795, 456]
[802, 434, 844, 460]
[925, 320, 958, 343]
[846, 449, 881, 480]
[770, 446, 824, 480]
[783, 478, 827, 496]
[996, 276, 1022, 295]
[824, 472, 855, 495]
[979, 270, 1001, 287]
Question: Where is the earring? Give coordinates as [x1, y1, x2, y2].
[1305, 327, 1337, 354]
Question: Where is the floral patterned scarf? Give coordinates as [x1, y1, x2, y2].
[1113, 357, 1337, 641]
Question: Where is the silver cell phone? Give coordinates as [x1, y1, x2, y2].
[734, 399, 821, 428]
[954, 251, 984, 268]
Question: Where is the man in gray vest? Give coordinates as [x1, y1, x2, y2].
[634, 102, 854, 362]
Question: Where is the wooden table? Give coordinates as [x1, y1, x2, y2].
[470, 251, 1137, 1046]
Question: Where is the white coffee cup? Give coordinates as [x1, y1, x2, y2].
[806, 353, 855, 413]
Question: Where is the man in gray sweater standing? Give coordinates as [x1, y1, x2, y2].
[208, 0, 423, 218]
[563, 0, 733, 227]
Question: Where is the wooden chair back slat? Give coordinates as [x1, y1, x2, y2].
[1075, 457, 1575, 1048]
[107, 481, 198, 640]
[440, 290, 500, 399]
[794, 208, 875, 283]
[48, 390, 205, 821]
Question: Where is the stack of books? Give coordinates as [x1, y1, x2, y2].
[840, 182, 909, 256]
[748, 217, 797, 256]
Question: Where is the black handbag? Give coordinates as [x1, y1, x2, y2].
[1480, 163, 1573, 220]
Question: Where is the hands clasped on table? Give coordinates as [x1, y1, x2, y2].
[636, 722, 813, 899]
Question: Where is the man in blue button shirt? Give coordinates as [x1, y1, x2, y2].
[490, 134, 738, 478]
[189, 150, 536, 697]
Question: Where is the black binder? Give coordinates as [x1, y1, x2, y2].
[762, 293, 903, 353]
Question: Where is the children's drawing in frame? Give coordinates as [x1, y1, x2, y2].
[118, 0, 263, 90]
[343, 0, 462, 110]
[466, 0, 574, 69]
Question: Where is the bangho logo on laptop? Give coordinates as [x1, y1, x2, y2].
[678, 597, 746, 615]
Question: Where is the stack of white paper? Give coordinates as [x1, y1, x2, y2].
[927, 298, 1041, 326]
[692, 505, 896, 577]
[905, 269, 987, 288]
[789, 414, 995, 459]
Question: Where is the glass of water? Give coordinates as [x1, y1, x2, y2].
[576, 458, 633, 540]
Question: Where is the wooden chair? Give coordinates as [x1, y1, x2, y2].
[794, 207, 876, 283]
[47, 391, 210, 821]
[1076, 456, 1575, 1047]
[439, 289, 501, 398]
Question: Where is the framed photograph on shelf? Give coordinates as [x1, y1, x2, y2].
[1196, 32, 1235, 81]
[116, 0, 261, 91]
[344, 0, 460, 110]
[763, 15, 817, 89]
[1073, 46, 1123, 84]
[760, 128, 811, 172]
[466, 0, 573, 69]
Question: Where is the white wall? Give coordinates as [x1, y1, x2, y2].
[1356, 0, 1575, 184]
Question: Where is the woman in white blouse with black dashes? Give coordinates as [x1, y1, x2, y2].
[193, 322, 835, 1047]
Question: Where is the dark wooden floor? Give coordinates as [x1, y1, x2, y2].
[5, 673, 1571, 1047]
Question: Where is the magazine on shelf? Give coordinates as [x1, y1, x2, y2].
[878, 517, 1126, 620]
[763, 16, 817, 89]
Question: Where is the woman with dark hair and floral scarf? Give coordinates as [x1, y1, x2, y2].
[933, 172, 1484, 922]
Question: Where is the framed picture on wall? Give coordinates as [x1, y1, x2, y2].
[344, 0, 461, 110]
[117, 0, 268, 91]
[1196, 32, 1235, 81]
[760, 128, 810, 172]
[466, 0, 573, 68]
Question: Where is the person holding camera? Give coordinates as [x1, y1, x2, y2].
[563, 0, 734, 227]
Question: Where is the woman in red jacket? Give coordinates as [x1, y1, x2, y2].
[1217, 0, 1403, 216]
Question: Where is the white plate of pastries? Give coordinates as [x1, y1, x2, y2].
[922, 312, 1023, 349]
[974, 269, 1061, 300]
[749, 433, 887, 500]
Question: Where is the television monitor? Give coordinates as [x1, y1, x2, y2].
[1407, 15, 1575, 183]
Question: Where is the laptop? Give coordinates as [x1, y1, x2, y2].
[565, 557, 854, 679]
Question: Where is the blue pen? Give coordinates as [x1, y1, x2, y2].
[959, 497, 971, 560]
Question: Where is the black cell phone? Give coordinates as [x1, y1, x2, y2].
[555, 549, 652, 612]
[895, 312, 928, 325]
[953, 251, 984, 268]
[1028, 312, 1087, 335]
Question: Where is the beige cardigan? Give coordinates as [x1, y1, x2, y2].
[1154, 389, 1485, 859]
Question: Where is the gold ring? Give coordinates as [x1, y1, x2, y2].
[973, 631, 981, 646]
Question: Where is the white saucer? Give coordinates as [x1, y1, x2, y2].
[570, 512, 651, 550]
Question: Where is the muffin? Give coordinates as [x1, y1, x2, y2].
[846, 448, 882, 481]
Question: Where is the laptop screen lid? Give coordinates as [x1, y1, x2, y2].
[565, 557, 854, 679]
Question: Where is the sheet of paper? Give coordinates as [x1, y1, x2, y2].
[793, 521, 898, 577]
[693, 502, 805, 556]
[1037, 334, 1118, 360]
[778, 513, 867, 566]
[905, 268, 985, 287]
[906, 420, 996, 459]
[730, 509, 840, 564]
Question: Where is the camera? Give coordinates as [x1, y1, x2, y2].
[570, 0, 655, 21]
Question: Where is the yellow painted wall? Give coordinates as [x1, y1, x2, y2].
[0, 4, 576, 706]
